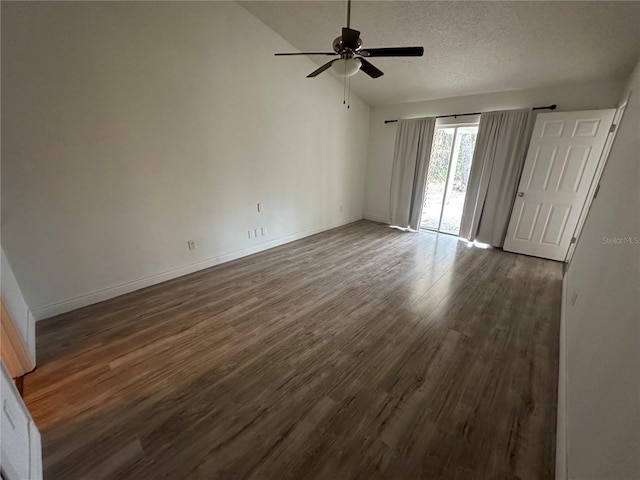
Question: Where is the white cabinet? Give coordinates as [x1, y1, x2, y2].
[1, 250, 36, 367]
[0, 362, 42, 480]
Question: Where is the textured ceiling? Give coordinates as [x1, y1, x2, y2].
[240, 1, 640, 106]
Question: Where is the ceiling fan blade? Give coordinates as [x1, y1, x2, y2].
[307, 59, 337, 78]
[360, 47, 424, 57]
[359, 58, 384, 78]
[341, 27, 361, 50]
[275, 52, 338, 56]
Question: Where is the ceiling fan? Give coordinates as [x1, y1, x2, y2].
[274, 0, 424, 79]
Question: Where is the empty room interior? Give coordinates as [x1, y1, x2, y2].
[1, 1, 639, 479]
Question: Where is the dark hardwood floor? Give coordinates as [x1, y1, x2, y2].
[24, 220, 562, 479]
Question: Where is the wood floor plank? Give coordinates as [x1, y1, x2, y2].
[24, 220, 562, 479]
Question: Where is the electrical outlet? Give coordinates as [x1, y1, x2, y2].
[254, 228, 259, 238]
[187, 240, 196, 251]
[260, 227, 266, 236]
[247, 230, 252, 239]
[257, 202, 264, 212]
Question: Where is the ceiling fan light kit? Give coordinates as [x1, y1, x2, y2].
[332, 57, 362, 77]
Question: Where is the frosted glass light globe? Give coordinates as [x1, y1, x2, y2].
[332, 57, 362, 77]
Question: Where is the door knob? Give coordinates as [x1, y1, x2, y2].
[518, 192, 525, 197]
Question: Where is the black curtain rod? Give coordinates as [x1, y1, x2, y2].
[384, 104, 557, 124]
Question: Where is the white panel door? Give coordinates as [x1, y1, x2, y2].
[503, 109, 615, 261]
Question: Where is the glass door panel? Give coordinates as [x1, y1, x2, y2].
[439, 127, 478, 234]
[421, 128, 454, 231]
[421, 125, 478, 235]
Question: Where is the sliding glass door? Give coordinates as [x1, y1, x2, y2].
[420, 125, 478, 235]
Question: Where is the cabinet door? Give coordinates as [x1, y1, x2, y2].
[0, 363, 42, 480]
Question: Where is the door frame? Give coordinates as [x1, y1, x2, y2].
[564, 96, 629, 262]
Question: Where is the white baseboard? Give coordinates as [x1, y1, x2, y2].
[32, 215, 363, 321]
[363, 213, 389, 224]
[556, 271, 569, 480]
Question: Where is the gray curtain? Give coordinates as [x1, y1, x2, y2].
[459, 108, 533, 247]
[389, 117, 437, 230]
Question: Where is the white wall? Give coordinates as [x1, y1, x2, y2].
[560, 58, 640, 479]
[1, 2, 370, 319]
[363, 80, 624, 223]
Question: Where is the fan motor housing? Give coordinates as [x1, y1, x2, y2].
[333, 35, 362, 54]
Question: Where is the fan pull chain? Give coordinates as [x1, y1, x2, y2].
[343, 73, 347, 105]
[347, 76, 351, 109]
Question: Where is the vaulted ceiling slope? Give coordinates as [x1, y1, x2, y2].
[240, 1, 640, 106]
